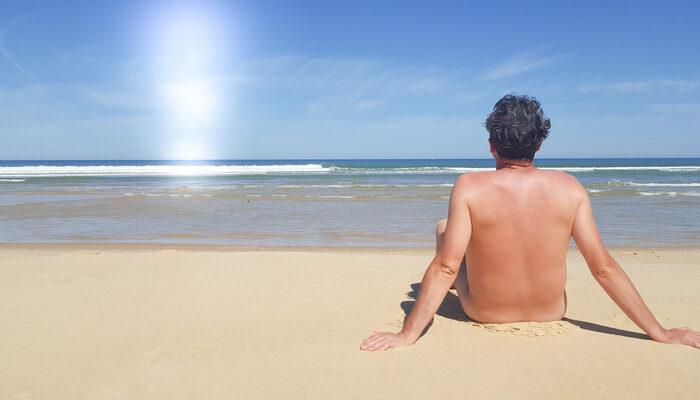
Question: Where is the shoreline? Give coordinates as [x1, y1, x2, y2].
[2, 158, 699, 250]
[1, 241, 698, 254]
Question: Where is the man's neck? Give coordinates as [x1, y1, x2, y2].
[495, 158, 535, 170]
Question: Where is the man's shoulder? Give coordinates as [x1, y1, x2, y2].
[547, 168, 584, 183]
[536, 169, 588, 198]
[453, 171, 488, 187]
[452, 172, 494, 198]
[539, 168, 580, 183]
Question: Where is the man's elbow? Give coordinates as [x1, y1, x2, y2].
[591, 259, 620, 282]
[433, 258, 460, 280]
[439, 264, 459, 279]
[594, 266, 614, 280]
[586, 251, 618, 280]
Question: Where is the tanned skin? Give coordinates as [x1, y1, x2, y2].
[361, 143, 700, 351]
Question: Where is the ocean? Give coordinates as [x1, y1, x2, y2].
[1, 158, 698, 248]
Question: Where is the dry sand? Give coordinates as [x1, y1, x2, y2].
[0, 245, 698, 399]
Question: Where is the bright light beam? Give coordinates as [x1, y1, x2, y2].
[139, 2, 230, 160]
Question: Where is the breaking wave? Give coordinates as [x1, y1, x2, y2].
[1, 163, 699, 178]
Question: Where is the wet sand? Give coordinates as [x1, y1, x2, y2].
[1, 246, 698, 399]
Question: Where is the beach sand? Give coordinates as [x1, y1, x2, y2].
[1, 246, 698, 399]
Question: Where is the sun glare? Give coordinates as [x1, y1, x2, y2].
[138, 2, 230, 160]
[162, 81, 216, 121]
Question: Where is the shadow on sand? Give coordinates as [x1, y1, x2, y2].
[401, 282, 650, 341]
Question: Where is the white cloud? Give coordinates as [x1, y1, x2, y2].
[481, 51, 559, 81]
[580, 79, 698, 93]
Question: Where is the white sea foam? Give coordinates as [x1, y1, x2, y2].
[330, 166, 700, 174]
[307, 195, 356, 199]
[624, 182, 700, 187]
[639, 191, 678, 197]
[544, 166, 700, 172]
[279, 184, 356, 188]
[1, 164, 699, 178]
[278, 183, 453, 188]
[0, 178, 26, 182]
[0, 164, 329, 177]
[637, 191, 700, 197]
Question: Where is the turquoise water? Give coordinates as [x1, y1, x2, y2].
[0, 158, 698, 248]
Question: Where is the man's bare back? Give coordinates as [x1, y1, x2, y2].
[456, 166, 578, 323]
[360, 94, 699, 351]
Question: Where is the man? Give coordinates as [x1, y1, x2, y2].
[360, 94, 699, 351]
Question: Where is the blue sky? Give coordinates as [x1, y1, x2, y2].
[1, 0, 699, 159]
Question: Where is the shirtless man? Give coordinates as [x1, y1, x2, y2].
[360, 94, 699, 351]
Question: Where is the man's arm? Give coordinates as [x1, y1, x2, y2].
[360, 175, 472, 351]
[571, 185, 699, 348]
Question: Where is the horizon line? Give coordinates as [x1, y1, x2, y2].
[1, 156, 700, 162]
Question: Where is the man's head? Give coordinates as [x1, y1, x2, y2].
[485, 94, 551, 161]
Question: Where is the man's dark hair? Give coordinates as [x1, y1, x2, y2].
[485, 94, 551, 161]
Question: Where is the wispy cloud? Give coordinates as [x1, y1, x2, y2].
[241, 55, 451, 96]
[0, 15, 34, 81]
[580, 79, 698, 93]
[0, 54, 482, 134]
[0, 83, 154, 125]
[80, 86, 152, 111]
[481, 51, 560, 81]
[648, 103, 700, 113]
[236, 55, 469, 114]
[306, 95, 389, 113]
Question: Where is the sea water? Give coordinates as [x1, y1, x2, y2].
[0, 159, 698, 248]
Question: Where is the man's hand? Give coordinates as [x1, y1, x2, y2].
[360, 331, 413, 351]
[656, 327, 700, 349]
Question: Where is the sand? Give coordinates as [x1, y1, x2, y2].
[0, 245, 698, 399]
